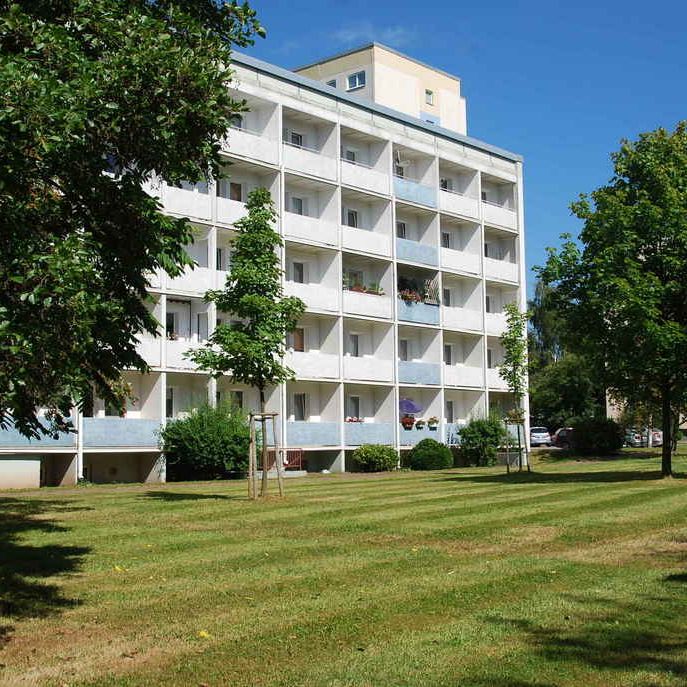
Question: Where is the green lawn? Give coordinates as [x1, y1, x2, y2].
[2, 452, 687, 686]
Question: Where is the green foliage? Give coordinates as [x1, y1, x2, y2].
[351, 444, 398, 472]
[537, 122, 687, 474]
[528, 280, 566, 374]
[459, 416, 509, 467]
[570, 417, 624, 456]
[189, 189, 306, 402]
[0, 0, 263, 438]
[159, 403, 249, 481]
[408, 438, 453, 471]
[499, 303, 529, 401]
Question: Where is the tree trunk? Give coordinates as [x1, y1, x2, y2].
[260, 388, 269, 497]
[661, 387, 672, 477]
[517, 423, 523, 472]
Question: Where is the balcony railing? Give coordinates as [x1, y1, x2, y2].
[397, 299, 440, 325]
[163, 185, 211, 221]
[487, 368, 509, 390]
[166, 265, 214, 295]
[485, 312, 508, 336]
[396, 238, 438, 266]
[285, 282, 339, 312]
[216, 197, 246, 226]
[283, 142, 337, 181]
[393, 176, 437, 208]
[484, 257, 518, 283]
[342, 226, 391, 257]
[343, 355, 393, 382]
[344, 422, 395, 446]
[83, 418, 160, 449]
[341, 158, 390, 195]
[342, 289, 392, 318]
[439, 188, 479, 219]
[443, 306, 483, 332]
[440, 247, 481, 275]
[0, 424, 75, 449]
[398, 360, 441, 385]
[283, 212, 338, 246]
[222, 126, 279, 165]
[483, 200, 517, 229]
[444, 364, 483, 388]
[285, 351, 339, 380]
[166, 339, 203, 369]
[286, 421, 340, 447]
[399, 423, 443, 446]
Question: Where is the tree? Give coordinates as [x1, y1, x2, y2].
[188, 188, 305, 496]
[499, 302, 529, 470]
[538, 122, 687, 476]
[0, 0, 264, 438]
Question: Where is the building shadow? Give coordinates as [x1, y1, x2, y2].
[443, 470, 671, 485]
[0, 497, 90, 647]
[141, 491, 235, 502]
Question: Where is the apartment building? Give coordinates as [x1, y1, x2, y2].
[0, 44, 527, 488]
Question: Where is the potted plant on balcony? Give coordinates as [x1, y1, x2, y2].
[345, 416, 364, 423]
[367, 282, 385, 296]
[427, 416, 440, 431]
[398, 288, 423, 303]
[415, 418, 426, 430]
[400, 414, 415, 430]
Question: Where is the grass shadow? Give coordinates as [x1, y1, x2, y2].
[444, 470, 669, 485]
[0, 497, 90, 648]
[141, 491, 235, 502]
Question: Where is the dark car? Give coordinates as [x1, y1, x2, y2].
[552, 427, 573, 449]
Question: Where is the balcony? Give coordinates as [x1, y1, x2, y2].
[399, 423, 443, 446]
[344, 422, 395, 446]
[485, 312, 508, 336]
[343, 356, 394, 383]
[285, 282, 338, 313]
[166, 266, 214, 295]
[216, 197, 246, 226]
[397, 300, 440, 325]
[136, 336, 162, 367]
[484, 258, 518, 283]
[444, 365, 483, 388]
[285, 351, 339, 380]
[341, 159, 389, 195]
[396, 238, 438, 266]
[283, 212, 338, 247]
[398, 361, 441, 385]
[166, 339, 202, 369]
[0, 424, 75, 449]
[443, 307, 483, 332]
[483, 201, 517, 230]
[343, 290, 392, 319]
[283, 143, 337, 182]
[343, 227, 391, 257]
[222, 126, 278, 166]
[394, 176, 437, 208]
[82, 418, 160, 449]
[439, 189, 479, 219]
[286, 421, 340, 447]
[163, 185, 211, 221]
[487, 368, 509, 390]
[441, 248, 481, 275]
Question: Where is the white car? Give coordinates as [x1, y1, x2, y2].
[530, 427, 552, 447]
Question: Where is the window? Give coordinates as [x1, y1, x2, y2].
[347, 395, 361, 418]
[441, 232, 451, 249]
[292, 262, 305, 284]
[229, 182, 243, 202]
[197, 312, 208, 340]
[290, 131, 303, 148]
[293, 393, 307, 421]
[231, 390, 244, 409]
[442, 288, 451, 307]
[348, 333, 360, 357]
[326, 78, 337, 88]
[290, 196, 304, 215]
[231, 114, 244, 130]
[394, 164, 405, 178]
[443, 344, 452, 365]
[396, 221, 407, 239]
[165, 312, 177, 339]
[344, 149, 356, 163]
[346, 70, 366, 90]
[289, 327, 305, 352]
[487, 348, 494, 368]
[481, 190, 488, 202]
[425, 89, 434, 105]
[440, 177, 453, 192]
[216, 247, 226, 272]
[166, 387, 174, 418]
[346, 269, 364, 288]
[345, 209, 358, 228]
[485, 295, 491, 313]
[399, 339, 409, 362]
[445, 400, 454, 424]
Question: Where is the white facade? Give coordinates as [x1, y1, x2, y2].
[0, 47, 527, 487]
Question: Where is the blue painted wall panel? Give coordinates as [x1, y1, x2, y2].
[397, 300, 440, 324]
[396, 238, 438, 266]
[393, 177, 437, 208]
[398, 361, 441, 385]
[344, 422, 395, 446]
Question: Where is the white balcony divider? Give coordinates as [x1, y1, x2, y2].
[343, 356, 394, 382]
[443, 306, 483, 332]
[283, 142, 337, 181]
[342, 290, 393, 319]
[167, 266, 214, 295]
[484, 257, 518, 283]
[222, 127, 279, 165]
[285, 351, 339, 379]
[444, 365, 483, 388]
[283, 212, 338, 247]
[487, 367, 509, 390]
[342, 226, 391, 257]
[439, 189, 480, 219]
[485, 312, 508, 336]
[284, 282, 338, 312]
[483, 201, 517, 229]
[341, 159, 390, 195]
[440, 247, 481, 275]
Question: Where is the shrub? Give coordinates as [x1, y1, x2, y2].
[571, 417, 624, 455]
[352, 444, 398, 472]
[459, 416, 509, 467]
[408, 438, 453, 470]
[159, 403, 250, 481]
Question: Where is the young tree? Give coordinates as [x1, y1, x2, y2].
[538, 122, 687, 476]
[188, 188, 305, 496]
[0, 0, 264, 438]
[499, 302, 529, 470]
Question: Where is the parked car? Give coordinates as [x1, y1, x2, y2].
[624, 428, 644, 448]
[530, 427, 551, 447]
[552, 427, 573, 449]
[651, 429, 663, 447]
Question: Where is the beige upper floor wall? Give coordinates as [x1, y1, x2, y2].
[295, 43, 467, 135]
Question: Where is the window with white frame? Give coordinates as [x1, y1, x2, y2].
[485, 295, 492, 313]
[344, 209, 358, 228]
[165, 312, 177, 339]
[293, 392, 308, 421]
[230, 390, 244, 409]
[345, 269, 364, 288]
[445, 399, 454, 423]
[487, 348, 494, 368]
[343, 148, 357, 163]
[229, 182, 243, 202]
[441, 231, 451, 249]
[326, 78, 336, 88]
[347, 395, 361, 419]
[440, 177, 453, 192]
[290, 131, 304, 148]
[425, 89, 434, 105]
[443, 344, 453, 365]
[216, 247, 226, 272]
[290, 196, 305, 215]
[348, 333, 360, 357]
[442, 288, 451, 307]
[288, 327, 305, 352]
[346, 71, 366, 90]
[399, 339, 409, 362]
[394, 164, 405, 178]
[166, 387, 174, 418]
[292, 262, 305, 284]
[396, 221, 407, 239]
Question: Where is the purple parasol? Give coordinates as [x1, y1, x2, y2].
[399, 398, 422, 414]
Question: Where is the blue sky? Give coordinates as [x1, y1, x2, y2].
[244, 0, 687, 296]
